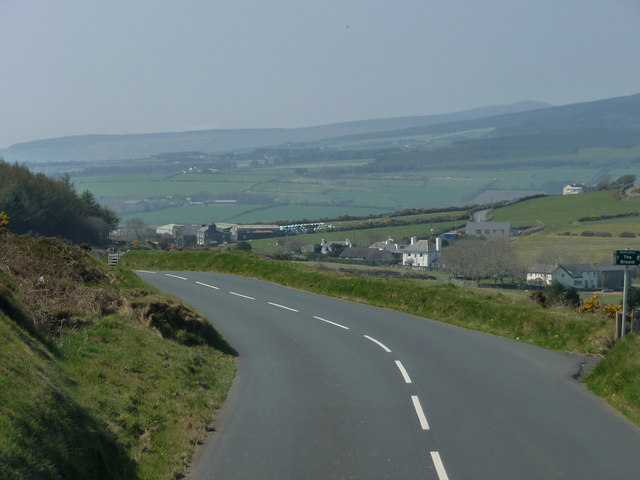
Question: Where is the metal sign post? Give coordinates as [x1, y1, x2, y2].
[622, 265, 629, 338]
[614, 249, 640, 338]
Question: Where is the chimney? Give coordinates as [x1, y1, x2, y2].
[411, 236, 417, 245]
[436, 237, 442, 252]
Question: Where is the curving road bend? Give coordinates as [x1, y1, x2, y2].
[136, 270, 640, 479]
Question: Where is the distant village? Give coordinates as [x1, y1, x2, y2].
[112, 182, 626, 293]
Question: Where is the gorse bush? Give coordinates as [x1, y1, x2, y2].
[577, 294, 622, 319]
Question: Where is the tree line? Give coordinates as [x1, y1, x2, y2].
[0, 160, 118, 244]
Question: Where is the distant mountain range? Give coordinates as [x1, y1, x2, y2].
[1, 101, 551, 163]
[2, 93, 639, 164]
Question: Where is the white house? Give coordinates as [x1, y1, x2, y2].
[527, 264, 625, 290]
[563, 183, 585, 195]
[402, 237, 442, 268]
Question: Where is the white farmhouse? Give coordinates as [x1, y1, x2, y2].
[563, 183, 585, 195]
[402, 237, 442, 268]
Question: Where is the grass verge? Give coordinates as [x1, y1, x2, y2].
[0, 235, 236, 479]
[584, 334, 640, 425]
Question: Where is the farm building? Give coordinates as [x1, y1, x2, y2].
[464, 221, 518, 238]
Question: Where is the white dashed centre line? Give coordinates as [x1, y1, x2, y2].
[312, 316, 349, 330]
[196, 281, 219, 290]
[229, 291, 255, 300]
[363, 335, 392, 353]
[395, 360, 412, 383]
[268, 302, 299, 312]
[430, 451, 450, 480]
[165, 274, 187, 280]
[411, 395, 430, 430]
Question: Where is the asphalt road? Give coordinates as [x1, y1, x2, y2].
[137, 270, 640, 479]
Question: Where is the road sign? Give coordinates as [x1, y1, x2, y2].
[614, 250, 640, 266]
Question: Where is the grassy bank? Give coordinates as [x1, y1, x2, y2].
[0, 235, 236, 479]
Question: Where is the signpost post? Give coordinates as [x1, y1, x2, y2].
[613, 249, 640, 338]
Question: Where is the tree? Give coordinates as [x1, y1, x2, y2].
[614, 174, 636, 188]
[440, 237, 518, 283]
[542, 282, 581, 307]
[278, 236, 303, 255]
[124, 217, 152, 241]
[596, 175, 612, 190]
[0, 161, 119, 244]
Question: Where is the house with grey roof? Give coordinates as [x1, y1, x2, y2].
[369, 238, 403, 252]
[527, 264, 625, 290]
[464, 221, 518, 238]
[320, 238, 352, 255]
[402, 237, 442, 268]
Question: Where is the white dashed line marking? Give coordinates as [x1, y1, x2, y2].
[135, 270, 156, 274]
[268, 302, 299, 312]
[165, 274, 187, 280]
[312, 316, 349, 330]
[395, 360, 412, 383]
[229, 291, 255, 300]
[430, 451, 450, 480]
[363, 335, 392, 353]
[196, 281, 219, 290]
[411, 395, 430, 430]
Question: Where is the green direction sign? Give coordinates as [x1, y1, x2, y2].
[614, 250, 640, 266]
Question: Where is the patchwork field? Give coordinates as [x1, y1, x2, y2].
[69, 160, 640, 226]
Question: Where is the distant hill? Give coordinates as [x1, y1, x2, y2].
[319, 93, 640, 145]
[1, 101, 550, 163]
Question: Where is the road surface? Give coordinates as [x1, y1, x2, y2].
[137, 270, 640, 479]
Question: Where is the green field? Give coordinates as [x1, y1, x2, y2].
[487, 191, 640, 265]
[66, 147, 640, 227]
[491, 190, 640, 230]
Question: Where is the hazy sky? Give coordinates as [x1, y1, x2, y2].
[1, 0, 639, 148]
